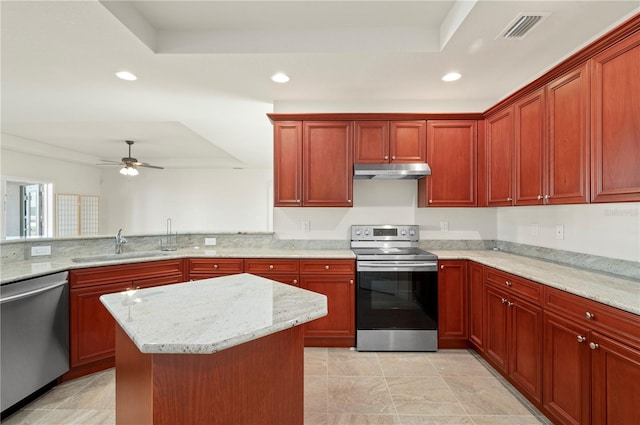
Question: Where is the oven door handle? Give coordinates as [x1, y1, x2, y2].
[357, 262, 438, 272]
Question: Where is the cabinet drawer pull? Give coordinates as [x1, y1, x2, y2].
[577, 335, 586, 343]
[213, 264, 218, 269]
[325, 265, 330, 270]
[269, 264, 274, 270]
[585, 312, 595, 320]
[505, 281, 512, 287]
[293, 279, 298, 284]
[589, 342, 599, 350]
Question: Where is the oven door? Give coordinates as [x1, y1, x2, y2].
[356, 261, 438, 332]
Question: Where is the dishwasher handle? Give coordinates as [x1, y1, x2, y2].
[0, 281, 67, 304]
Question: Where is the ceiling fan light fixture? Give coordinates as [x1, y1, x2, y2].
[116, 71, 137, 81]
[120, 165, 139, 176]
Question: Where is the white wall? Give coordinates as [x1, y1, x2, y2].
[497, 203, 640, 262]
[99, 167, 273, 235]
[274, 179, 498, 240]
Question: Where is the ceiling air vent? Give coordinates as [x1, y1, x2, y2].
[499, 13, 549, 39]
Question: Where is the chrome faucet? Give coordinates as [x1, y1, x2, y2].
[115, 229, 127, 254]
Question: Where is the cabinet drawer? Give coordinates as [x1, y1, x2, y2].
[188, 258, 244, 275]
[252, 273, 300, 287]
[244, 259, 299, 274]
[300, 259, 355, 275]
[70, 259, 185, 289]
[544, 286, 640, 345]
[484, 267, 542, 304]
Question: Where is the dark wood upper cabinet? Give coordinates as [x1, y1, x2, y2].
[303, 121, 353, 207]
[485, 107, 514, 206]
[273, 121, 303, 206]
[590, 31, 640, 203]
[354, 120, 426, 163]
[514, 89, 546, 206]
[419, 120, 477, 207]
[546, 64, 590, 204]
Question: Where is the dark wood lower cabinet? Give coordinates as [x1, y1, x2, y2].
[468, 262, 484, 350]
[437, 260, 469, 348]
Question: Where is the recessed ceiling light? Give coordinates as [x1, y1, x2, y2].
[442, 72, 462, 82]
[116, 71, 137, 81]
[271, 73, 290, 83]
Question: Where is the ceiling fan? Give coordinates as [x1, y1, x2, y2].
[98, 140, 164, 176]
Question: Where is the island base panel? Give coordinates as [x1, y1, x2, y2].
[115, 325, 304, 425]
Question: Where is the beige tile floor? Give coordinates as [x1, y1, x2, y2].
[2, 348, 551, 425]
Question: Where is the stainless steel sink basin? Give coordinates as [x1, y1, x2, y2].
[71, 252, 172, 263]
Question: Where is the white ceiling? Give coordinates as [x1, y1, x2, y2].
[1, 1, 638, 170]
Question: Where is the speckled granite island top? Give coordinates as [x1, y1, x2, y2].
[99, 273, 328, 354]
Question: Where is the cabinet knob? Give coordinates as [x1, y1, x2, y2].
[296, 199, 300, 203]
[348, 199, 352, 203]
[349, 279, 354, 284]
[577, 335, 586, 343]
[293, 279, 298, 284]
[391, 156, 396, 160]
[269, 264, 274, 270]
[507, 197, 513, 202]
[325, 265, 330, 270]
[585, 312, 595, 320]
[213, 264, 218, 269]
[440, 265, 445, 269]
[384, 155, 389, 160]
[429, 200, 433, 204]
[537, 195, 543, 200]
[501, 298, 507, 304]
[589, 342, 599, 350]
[544, 195, 551, 200]
[507, 301, 514, 307]
[505, 281, 512, 287]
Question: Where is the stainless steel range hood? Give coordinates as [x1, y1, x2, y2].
[353, 163, 431, 180]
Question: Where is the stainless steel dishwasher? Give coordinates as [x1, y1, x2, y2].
[1, 271, 69, 413]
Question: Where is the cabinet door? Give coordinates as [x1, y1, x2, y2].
[420, 120, 477, 207]
[354, 121, 389, 163]
[468, 262, 484, 350]
[300, 274, 355, 346]
[437, 260, 469, 348]
[590, 33, 640, 203]
[508, 296, 543, 403]
[543, 311, 591, 425]
[274, 121, 303, 206]
[389, 120, 426, 163]
[485, 107, 514, 206]
[546, 65, 590, 204]
[514, 89, 545, 205]
[303, 121, 353, 207]
[484, 284, 509, 373]
[591, 332, 640, 425]
[70, 281, 130, 367]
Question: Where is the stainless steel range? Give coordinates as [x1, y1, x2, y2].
[351, 225, 438, 351]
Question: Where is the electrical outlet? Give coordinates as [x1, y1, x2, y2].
[204, 238, 217, 246]
[440, 221, 449, 232]
[31, 246, 51, 256]
[301, 220, 311, 232]
[555, 224, 564, 240]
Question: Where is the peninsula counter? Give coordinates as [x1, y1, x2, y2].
[100, 273, 327, 425]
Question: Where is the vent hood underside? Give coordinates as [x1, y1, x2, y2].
[353, 163, 431, 180]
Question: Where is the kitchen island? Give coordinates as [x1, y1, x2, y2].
[99, 273, 327, 425]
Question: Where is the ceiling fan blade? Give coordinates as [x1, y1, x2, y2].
[98, 159, 124, 165]
[134, 162, 164, 170]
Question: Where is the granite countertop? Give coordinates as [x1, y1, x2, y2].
[99, 273, 328, 354]
[2, 247, 638, 316]
[433, 250, 640, 316]
[0, 247, 356, 284]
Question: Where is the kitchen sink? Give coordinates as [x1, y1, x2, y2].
[71, 251, 173, 263]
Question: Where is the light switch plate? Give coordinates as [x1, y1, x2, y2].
[31, 246, 51, 256]
[302, 220, 311, 232]
[205, 238, 217, 246]
[555, 224, 564, 240]
[440, 221, 449, 232]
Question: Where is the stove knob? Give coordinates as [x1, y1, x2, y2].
[401, 230, 406, 236]
[364, 230, 369, 235]
[409, 229, 415, 236]
[355, 229, 361, 235]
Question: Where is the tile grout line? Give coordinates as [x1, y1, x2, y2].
[375, 352, 401, 420]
